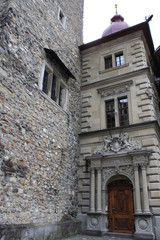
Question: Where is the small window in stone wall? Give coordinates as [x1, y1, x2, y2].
[50, 73, 57, 101]
[40, 48, 75, 111]
[115, 52, 124, 67]
[42, 69, 49, 95]
[103, 51, 125, 71]
[58, 8, 66, 27]
[42, 64, 68, 110]
[104, 55, 112, 69]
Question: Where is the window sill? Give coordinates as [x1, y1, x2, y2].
[99, 63, 129, 75]
[39, 90, 68, 116]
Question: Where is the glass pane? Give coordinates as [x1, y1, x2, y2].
[120, 55, 124, 65]
[105, 56, 112, 69]
[106, 100, 115, 128]
[59, 86, 63, 106]
[118, 97, 129, 126]
[115, 53, 124, 66]
[51, 74, 56, 101]
[42, 69, 49, 94]
[116, 57, 120, 66]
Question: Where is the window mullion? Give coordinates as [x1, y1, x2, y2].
[48, 73, 53, 98]
[112, 53, 116, 68]
[115, 98, 119, 127]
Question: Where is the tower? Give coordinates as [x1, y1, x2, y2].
[79, 6, 160, 239]
[0, 0, 83, 239]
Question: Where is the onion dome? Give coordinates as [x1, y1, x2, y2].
[102, 4, 129, 37]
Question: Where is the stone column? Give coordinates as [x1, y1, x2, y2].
[141, 163, 150, 213]
[133, 164, 142, 213]
[90, 168, 95, 212]
[102, 190, 106, 212]
[96, 168, 102, 212]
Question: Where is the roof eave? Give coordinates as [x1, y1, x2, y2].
[79, 21, 155, 56]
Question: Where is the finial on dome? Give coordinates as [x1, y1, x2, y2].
[115, 4, 118, 15]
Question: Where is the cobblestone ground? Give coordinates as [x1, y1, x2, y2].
[64, 235, 133, 240]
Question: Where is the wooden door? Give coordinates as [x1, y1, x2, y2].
[108, 180, 134, 233]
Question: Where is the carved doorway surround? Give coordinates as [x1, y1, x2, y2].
[85, 132, 154, 239]
[108, 179, 134, 233]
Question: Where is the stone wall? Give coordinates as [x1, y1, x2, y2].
[0, 219, 81, 240]
[0, 0, 83, 226]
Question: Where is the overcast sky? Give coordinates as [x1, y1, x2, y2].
[83, 0, 160, 49]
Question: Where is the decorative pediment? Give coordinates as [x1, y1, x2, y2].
[97, 80, 133, 97]
[94, 132, 142, 155]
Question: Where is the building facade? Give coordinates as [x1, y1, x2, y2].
[0, 0, 83, 239]
[0, 1, 160, 240]
[78, 11, 160, 240]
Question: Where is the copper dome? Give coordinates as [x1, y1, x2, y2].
[102, 6, 129, 37]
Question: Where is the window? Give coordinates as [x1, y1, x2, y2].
[102, 51, 125, 71]
[42, 64, 68, 109]
[42, 67, 57, 102]
[106, 99, 115, 128]
[58, 8, 66, 27]
[42, 67, 57, 100]
[42, 69, 49, 95]
[118, 97, 129, 126]
[50, 73, 56, 101]
[105, 96, 129, 128]
[104, 55, 112, 69]
[39, 48, 75, 111]
[115, 52, 124, 67]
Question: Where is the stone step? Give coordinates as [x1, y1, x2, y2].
[107, 232, 133, 239]
[63, 233, 133, 240]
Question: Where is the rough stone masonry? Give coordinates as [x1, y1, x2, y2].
[0, 0, 84, 237]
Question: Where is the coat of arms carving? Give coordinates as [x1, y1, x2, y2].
[94, 132, 142, 155]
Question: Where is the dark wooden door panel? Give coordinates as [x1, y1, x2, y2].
[115, 217, 130, 231]
[108, 180, 134, 233]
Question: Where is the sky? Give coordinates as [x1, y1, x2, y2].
[83, 0, 160, 49]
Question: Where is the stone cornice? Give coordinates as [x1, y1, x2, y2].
[79, 121, 160, 139]
[85, 149, 151, 161]
[81, 67, 149, 90]
[85, 149, 151, 172]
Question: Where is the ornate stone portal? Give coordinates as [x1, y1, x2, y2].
[85, 133, 155, 239]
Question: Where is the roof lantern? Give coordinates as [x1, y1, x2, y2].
[102, 4, 129, 37]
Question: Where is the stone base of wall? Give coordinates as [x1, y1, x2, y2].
[77, 214, 87, 232]
[153, 216, 160, 240]
[134, 233, 155, 240]
[0, 219, 81, 240]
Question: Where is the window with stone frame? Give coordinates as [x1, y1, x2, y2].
[103, 51, 125, 71]
[104, 55, 113, 69]
[42, 64, 68, 109]
[39, 49, 74, 111]
[42, 67, 57, 102]
[115, 52, 124, 67]
[105, 96, 129, 128]
[58, 8, 66, 28]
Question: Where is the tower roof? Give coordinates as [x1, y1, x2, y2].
[102, 4, 129, 37]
